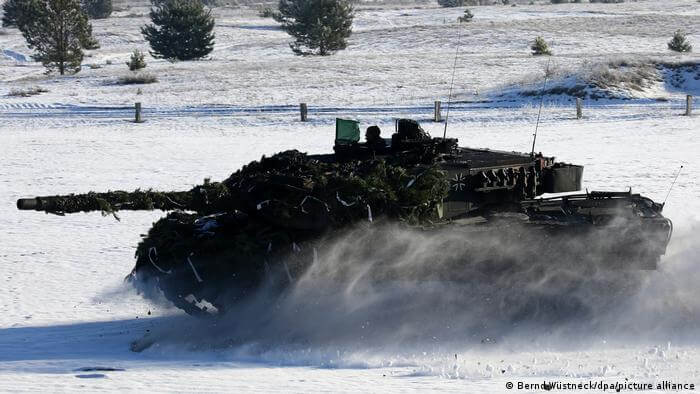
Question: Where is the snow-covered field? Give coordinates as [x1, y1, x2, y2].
[1, 0, 699, 392]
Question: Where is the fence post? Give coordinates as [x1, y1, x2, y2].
[434, 101, 442, 122]
[134, 102, 142, 123]
[686, 95, 693, 116]
[576, 98, 582, 119]
[300, 103, 308, 122]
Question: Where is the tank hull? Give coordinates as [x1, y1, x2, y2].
[129, 192, 671, 316]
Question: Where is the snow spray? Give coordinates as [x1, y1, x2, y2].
[131, 217, 700, 359]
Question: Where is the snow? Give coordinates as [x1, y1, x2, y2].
[1, 0, 700, 391]
[2, 49, 29, 63]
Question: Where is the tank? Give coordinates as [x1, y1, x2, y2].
[16, 119, 672, 316]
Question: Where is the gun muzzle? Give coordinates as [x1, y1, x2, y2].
[17, 198, 41, 210]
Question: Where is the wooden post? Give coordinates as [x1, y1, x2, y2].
[300, 103, 308, 122]
[434, 101, 442, 122]
[134, 102, 142, 123]
[576, 98, 582, 119]
[686, 95, 692, 116]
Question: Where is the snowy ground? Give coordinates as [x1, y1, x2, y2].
[2, 0, 700, 392]
[1, 0, 699, 107]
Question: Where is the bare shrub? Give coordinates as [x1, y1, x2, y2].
[587, 59, 657, 91]
[117, 73, 157, 85]
[7, 86, 49, 97]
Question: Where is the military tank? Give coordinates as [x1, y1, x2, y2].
[16, 119, 672, 316]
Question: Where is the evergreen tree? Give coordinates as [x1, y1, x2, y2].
[18, 0, 97, 74]
[457, 9, 473, 23]
[275, 0, 354, 56]
[141, 0, 215, 61]
[437, 0, 465, 7]
[531, 36, 552, 56]
[667, 30, 692, 53]
[82, 22, 100, 49]
[2, 0, 41, 28]
[258, 6, 277, 18]
[126, 49, 147, 70]
[81, 0, 112, 19]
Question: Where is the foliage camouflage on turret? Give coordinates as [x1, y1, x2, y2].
[31, 150, 449, 225]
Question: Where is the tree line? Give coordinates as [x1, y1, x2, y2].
[2, 0, 355, 74]
[1, 0, 693, 75]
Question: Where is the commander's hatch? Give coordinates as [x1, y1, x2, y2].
[335, 118, 360, 147]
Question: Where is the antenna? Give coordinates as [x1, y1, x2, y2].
[443, 25, 463, 140]
[663, 165, 683, 205]
[530, 58, 551, 157]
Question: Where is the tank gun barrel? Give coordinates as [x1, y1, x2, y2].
[16, 187, 227, 215]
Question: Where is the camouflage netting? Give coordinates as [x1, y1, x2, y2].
[223, 150, 449, 229]
[19, 186, 228, 219]
[26, 149, 449, 226]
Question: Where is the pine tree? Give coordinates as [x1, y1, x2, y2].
[667, 30, 692, 53]
[531, 36, 552, 56]
[437, 0, 465, 7]
[141, 0, 215, 61]
[457, 9, 473, 23]
[82, 22, 100, 49]
[126, 49, 147, 70]
[18, 0, 97, 75]
[2, 0, 41, 28]
[81, 0, 112, 19]
[275, 0, 354, 56]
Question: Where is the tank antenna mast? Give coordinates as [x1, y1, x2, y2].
[443, 25, 463, 140]
[663, 165, 683, 206]
[530, 58, 551, 157]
